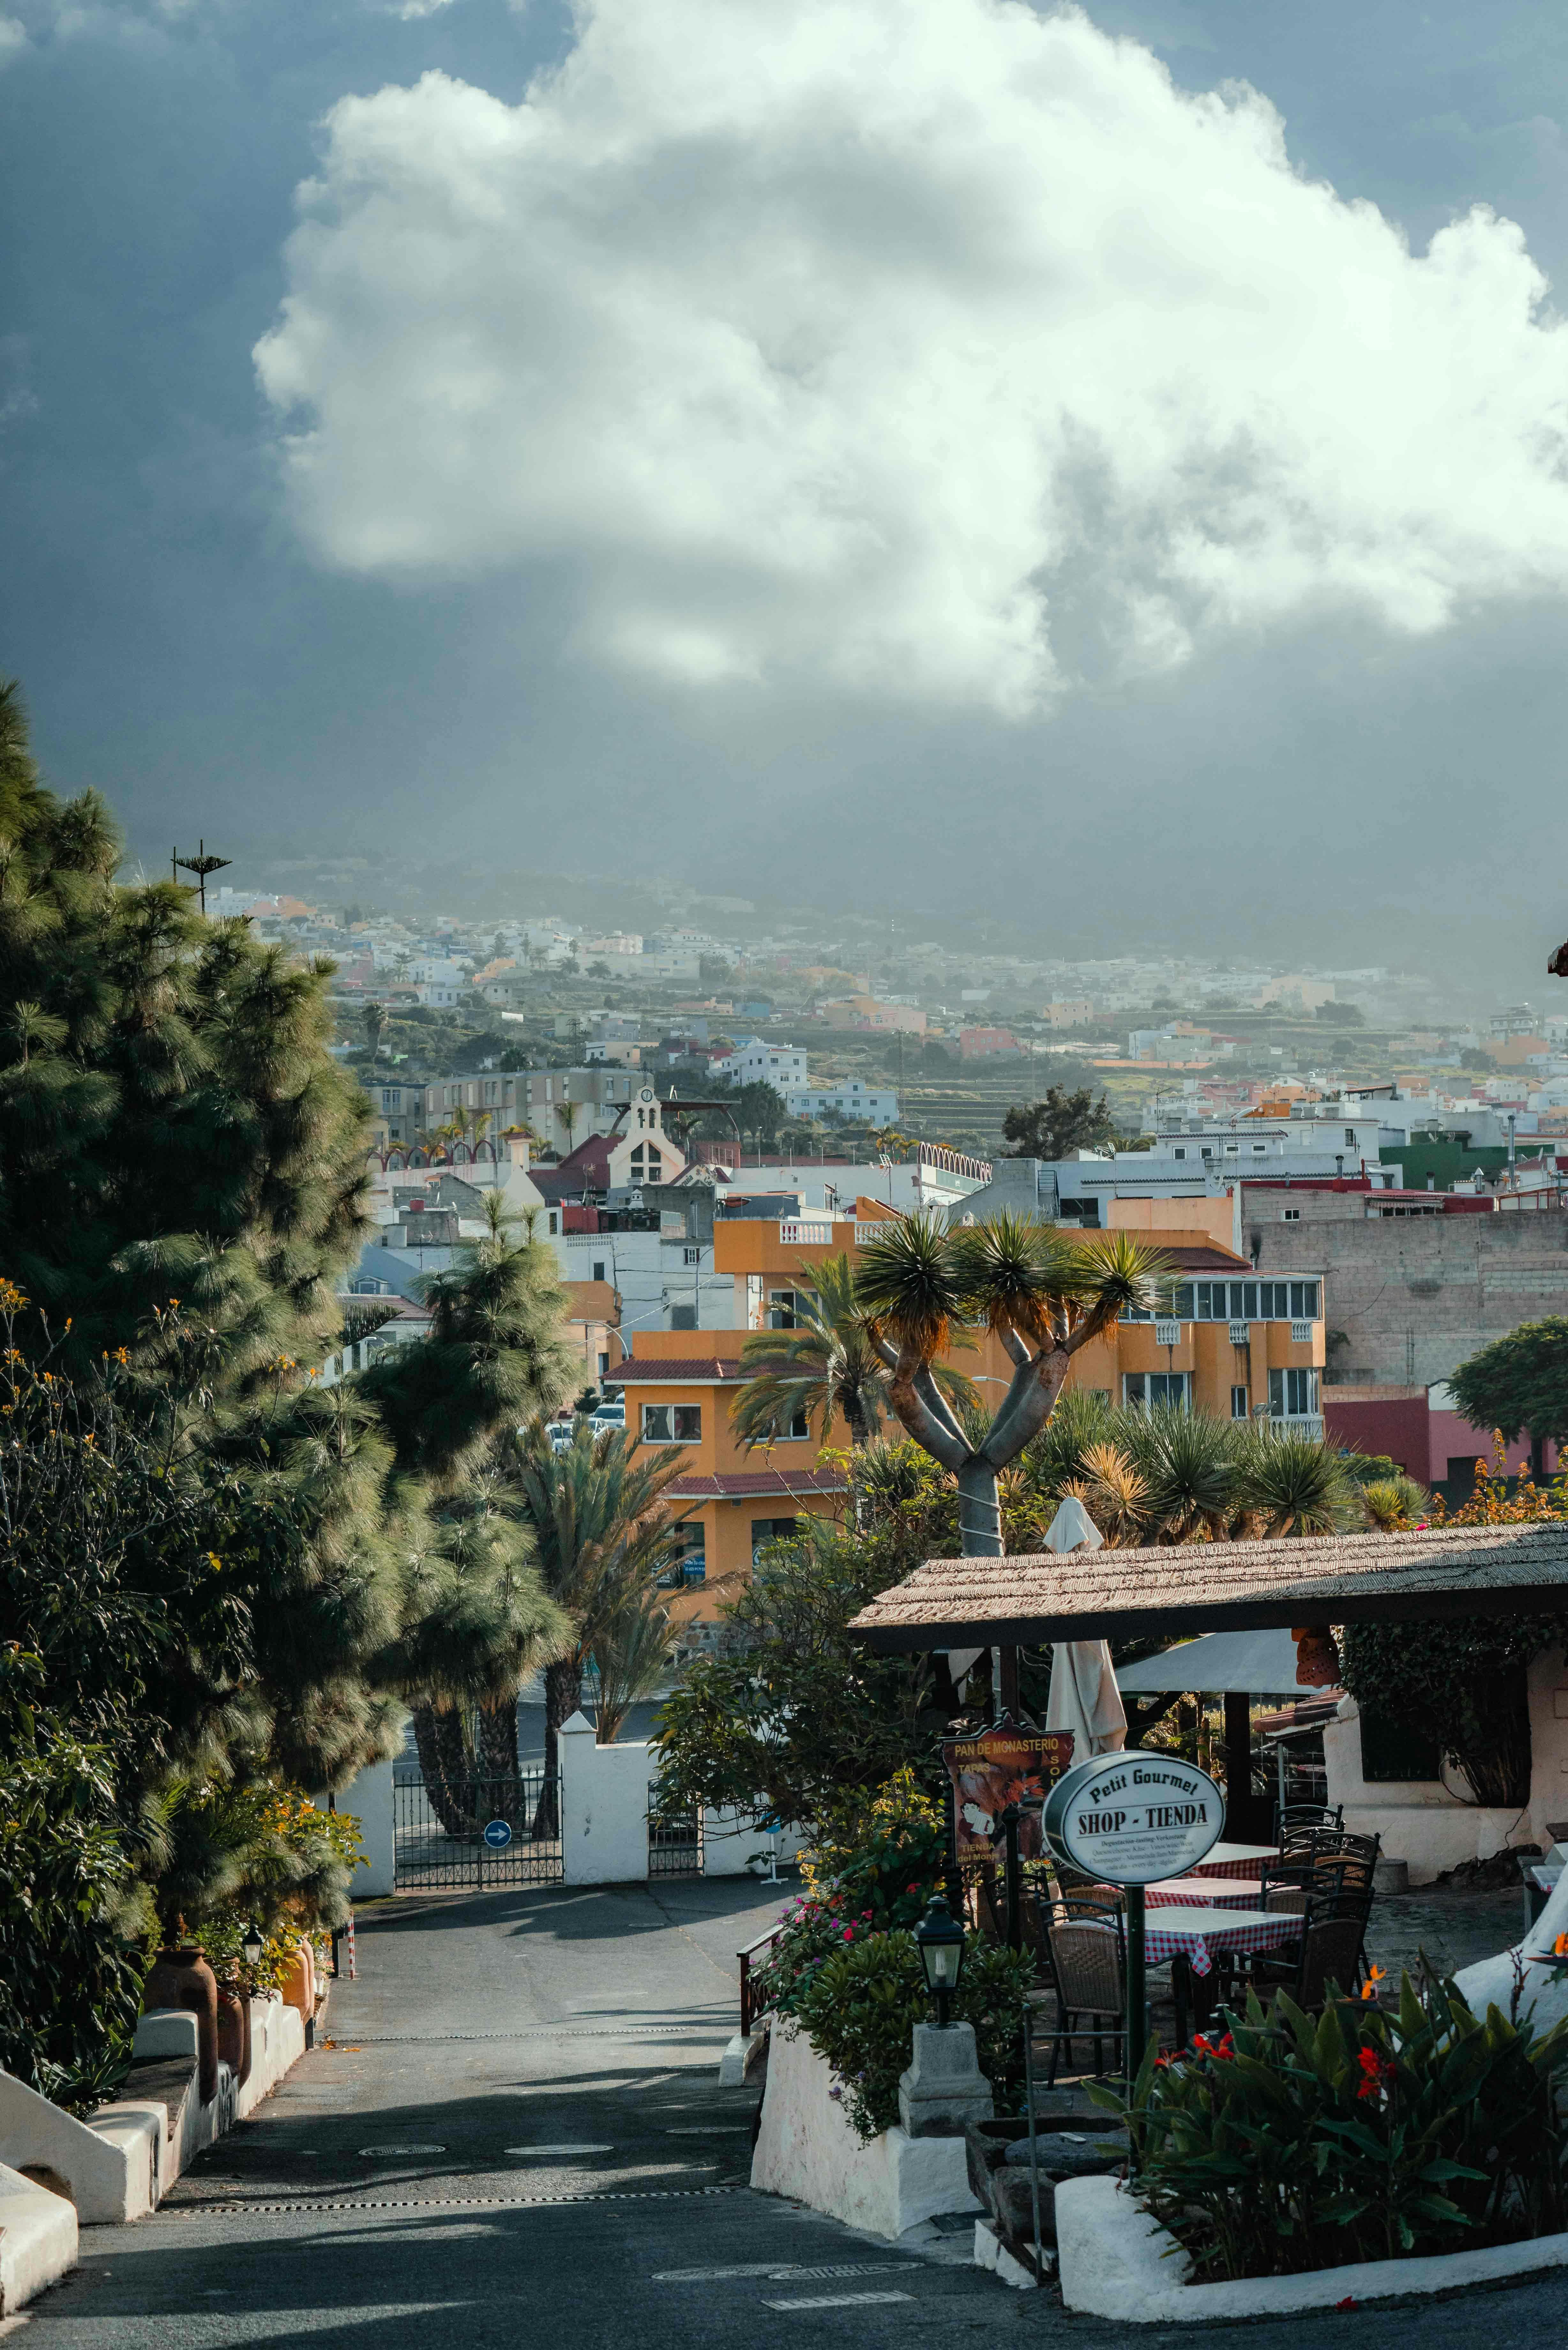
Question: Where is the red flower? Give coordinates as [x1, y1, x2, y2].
[1335, 2296, 1358, 2312]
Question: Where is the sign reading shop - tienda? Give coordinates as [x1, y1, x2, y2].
[1042, 1751, 1223, 1886]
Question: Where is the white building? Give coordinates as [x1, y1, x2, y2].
[785, 1082, 899, 1124]
[712, 1038, 808, 1088]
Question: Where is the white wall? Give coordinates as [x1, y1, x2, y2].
[559, 1712, 654, 1884]
[335, 1755, 396, 1899]
[1527, 1646, 1568, 1851]
[1323, 1699, 1528, 1884]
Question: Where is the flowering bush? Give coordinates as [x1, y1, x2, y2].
[1093, 1967, 1568, 2280]
[748, 1890, 878, 2020]
[799, 1769, 949, 1932]
[788, 1929, 1034, 2142]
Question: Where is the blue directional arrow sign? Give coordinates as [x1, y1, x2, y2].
[482, 1818, 513, 1850]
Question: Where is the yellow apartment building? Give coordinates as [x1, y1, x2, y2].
[619, 1197, 1325, 1649]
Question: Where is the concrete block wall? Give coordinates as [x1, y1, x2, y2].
[1241, 1205, 1568, 1389]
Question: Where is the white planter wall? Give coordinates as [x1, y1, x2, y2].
[334, 1756, 396, 1898]
[750, 2020, 976, 2240]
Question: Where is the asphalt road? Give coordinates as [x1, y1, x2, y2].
[18, 1880, 1568, 2348]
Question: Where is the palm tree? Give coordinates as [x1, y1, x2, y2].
[732, 1250, 976, 1451]
[363, 1001, 387, 1060]
[1231, 1424, 1358, 1538]
[1118, 1407, 1239, 1543]
[590, 1580, 677, 1746]
[506, 1421, 693, 1823]
[854, 1211, 1167, 1555]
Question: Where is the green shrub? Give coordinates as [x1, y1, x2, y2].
[801, 1769, 949, 1932]
[1093, 1969, 1568, 2281]
[788, 1930, 1033, 2142]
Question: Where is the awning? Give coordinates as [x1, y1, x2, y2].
[1115, 1627, 1334, 1697]
[849, 1521, 1568, 1652]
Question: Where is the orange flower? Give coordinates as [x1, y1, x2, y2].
[1361, 1964, 1387, 2001]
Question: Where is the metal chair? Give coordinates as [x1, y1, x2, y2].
[1274, 1800, 1343, 1845]
[1245, 1889, 1369, 2013]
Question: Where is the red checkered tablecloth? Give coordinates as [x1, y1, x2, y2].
[1137, 1905, 1299, 1979]
[1186, 1844, 1280, 1880]
[1144, 1877, 1267, 1911]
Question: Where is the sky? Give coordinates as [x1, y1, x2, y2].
[4, 0, 1568, 983]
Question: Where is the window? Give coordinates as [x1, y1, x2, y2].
[548, 1211, 559, 1234]
[1282, 1207, 1301, 1222]
[1345, 1126, 1357, 1147]
[682, 1246, 700, 1266]
[1289, 1280, 1320, 1318]
[768, 1288, 803, 1330]
[642, 1402, 702, 1442]
[1268, 1367, 1319, 1417]
[1171, 1284, 1194, 1317]
[597, 1351, 609, 1376]
[1123, 1371, 1190, 1410]
[779, 1409, 811, 1441]
[670, 1305, 697, 1330]
[1231, 1384, 1249, 1421]
[746, 1273, 764, 1330]
[751, 1515, 800, 1561]
[1173, 1147, 1186, 1161]
[592, 1259, 606, 1282]
[1252, 1142, 1267, 1155]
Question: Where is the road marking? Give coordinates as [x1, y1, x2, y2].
[357, 2145, 447, 2157]
[663, 2126, 753, 2136]
[653, 2263, 921, 2285]
[160, 2187, 745, 2215]
[653, 2265, 790, 2283]
[764, 2291, 916, 2311]
[504, 2144, 615, 2157]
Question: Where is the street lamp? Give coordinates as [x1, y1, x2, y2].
[913, 1894, 965, 2029]
[241, 1923, 265, 1970]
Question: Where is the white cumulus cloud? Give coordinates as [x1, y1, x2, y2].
[255, 0, 1568, 713]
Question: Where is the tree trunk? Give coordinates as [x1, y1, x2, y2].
[1532, 1433, 1547, 1484]
[956, 1455, 1003, 1556]
[476, 1695, 526, 1826]
[412, 1702, 476, 1838]
[531, 1655, 583, 1838]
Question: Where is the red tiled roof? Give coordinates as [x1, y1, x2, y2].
[614, 1356, 746, 1382]
[667, 1468, 849, 1498]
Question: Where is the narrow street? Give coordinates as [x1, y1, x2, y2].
[17, 1883, 1568, 2349]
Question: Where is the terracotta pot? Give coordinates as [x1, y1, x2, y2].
[216, 1984, 251, 2086]
[143, 1945, 220, 2105]
[279, 1946, 313, 2020]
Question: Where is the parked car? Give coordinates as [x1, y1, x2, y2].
[589, 1400, 625, 1431]
[544, 1417, 576, 1454]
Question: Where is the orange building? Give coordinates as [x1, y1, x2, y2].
[619, 1200, 1326, 1650]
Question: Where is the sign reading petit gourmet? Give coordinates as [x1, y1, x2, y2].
[1042, 1751, 1223, 1885]
[943, 1723, 1075, 1859]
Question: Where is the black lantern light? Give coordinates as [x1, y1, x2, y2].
[241, 1923, 265, 1970]
[913, 1894, 966, 2028]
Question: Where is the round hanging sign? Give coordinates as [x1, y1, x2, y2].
[1042, 1749, 1223, 1886]
[482, 1817, 514, 1850]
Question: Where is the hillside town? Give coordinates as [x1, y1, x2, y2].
[12, 0, 1568, 2342]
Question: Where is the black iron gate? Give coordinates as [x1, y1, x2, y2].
[393, 1770, 564, 1891]
[648, 1807, 704, 1879]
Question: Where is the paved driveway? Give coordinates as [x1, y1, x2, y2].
[20, 1879, 1568, 2348]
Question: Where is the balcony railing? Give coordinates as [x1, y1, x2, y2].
[1153, 1319, 1182, 1347]
[1290, 1320, 1314, 1343]
[779, 1219, 833, 1245]
[1229, 1320, 1250, 1346]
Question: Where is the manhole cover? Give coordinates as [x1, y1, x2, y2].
[358, 2144, 447, 2157]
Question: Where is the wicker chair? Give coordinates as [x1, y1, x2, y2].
[1042, 1899, 1131, 2084]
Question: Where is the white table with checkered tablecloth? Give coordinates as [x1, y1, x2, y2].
[1143, 1876, 1268, 1913]
[1185, 1842, 1280, 1880]
[1136, 1904, 1300, 1979]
